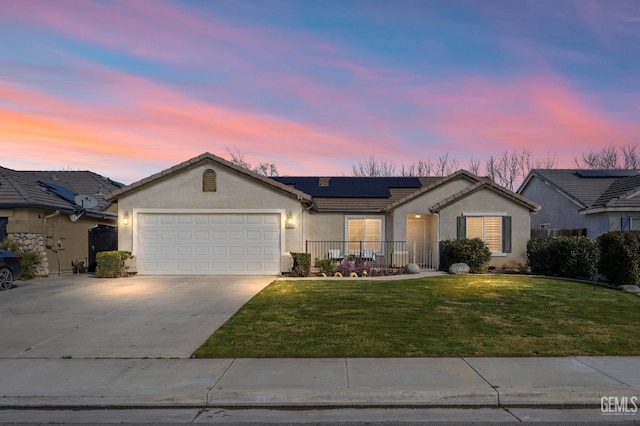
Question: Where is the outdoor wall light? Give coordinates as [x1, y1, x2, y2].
[122, 211, 130, 226]
[285, 212, 295, 229]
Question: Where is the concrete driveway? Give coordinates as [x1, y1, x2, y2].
[0, 274, 274, 359]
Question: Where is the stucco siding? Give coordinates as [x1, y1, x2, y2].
[439, 188, 531, 267]
[520, 177, 586, 231]
[391, 178, 474, 241]
[5, 208, 114, 275]
[117, 163, 305, 255]
[304, 212, 345, 242]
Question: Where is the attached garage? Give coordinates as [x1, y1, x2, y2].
[135, 212, 281, 275]
[106, 153, 313, 276]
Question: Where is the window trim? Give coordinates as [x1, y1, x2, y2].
[461, 212, 509, 255]
[344, 215, 385, 255]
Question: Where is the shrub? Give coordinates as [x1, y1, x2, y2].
[527, 237, 599, 281]
[18, 249, 43, 280]
[597, 231, 640, 286]
[314, 257, 337, 274]
[96, 251, 131, 278]
[0, 238, 43, 280]
[290, 252, 311, 277]
[441, 238, 491, 273]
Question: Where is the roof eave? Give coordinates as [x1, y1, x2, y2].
[105, 152, 313, 203]
[383, 170, 481, 212]
[430, 181, 540, 213]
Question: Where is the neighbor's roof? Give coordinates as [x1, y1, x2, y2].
[519, 169, 640, 210]
[105, 152, 313, 203]
[0, 166, 123, 218]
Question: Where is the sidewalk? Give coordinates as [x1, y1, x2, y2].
[0, 356, 638, 409]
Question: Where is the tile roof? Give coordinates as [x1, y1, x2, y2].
[522, 169, 640, 209]
[593, 174, 640, 208]
[105, 153, 539, 214]
[430, 180, 540, 213]
[105, 152, 313, 203]
[0, 166, 122, 218]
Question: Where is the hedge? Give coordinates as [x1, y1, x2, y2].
[440, 238, 491, 273]
[95, 251, 131, 278]
[527, 237, 599, 281]
[597, 231, 640, 286]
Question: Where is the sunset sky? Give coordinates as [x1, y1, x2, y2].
[1, 0, 639, 184]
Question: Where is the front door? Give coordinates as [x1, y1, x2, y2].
[406, 214, 438, 269]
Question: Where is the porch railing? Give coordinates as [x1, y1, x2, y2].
[305, 240, 439, 270]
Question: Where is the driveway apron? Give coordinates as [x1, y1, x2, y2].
[0, 275, 273, 359]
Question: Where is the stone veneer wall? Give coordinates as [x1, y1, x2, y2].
[5, 233, 49, 277]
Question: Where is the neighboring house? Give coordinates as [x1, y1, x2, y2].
[106, 153, 539, 276]
[0, 166, 123, 275]
[518, 169, 640, 238]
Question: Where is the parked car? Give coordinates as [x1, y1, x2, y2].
[0, 249, 22, 290]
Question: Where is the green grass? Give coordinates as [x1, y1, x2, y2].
[193, 275, 640, 358]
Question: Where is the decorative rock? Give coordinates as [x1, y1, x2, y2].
[619, 285, 640, 294]
[403, 263, 421, 274]
[5, 232, 49, 277]
[449, 262, 470, 275]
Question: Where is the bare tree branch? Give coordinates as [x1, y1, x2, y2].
[352, 157, 396, 177]
[225, 145, 279, 176]
[467, 156, 481, 175]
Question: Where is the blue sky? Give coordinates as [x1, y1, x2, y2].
[1, 0, 638, 183]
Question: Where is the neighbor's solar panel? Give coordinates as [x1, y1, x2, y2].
[38, 181, 78, 203]
[575, 170, 640, 178]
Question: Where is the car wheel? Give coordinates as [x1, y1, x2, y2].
[0, 267, 13, 290]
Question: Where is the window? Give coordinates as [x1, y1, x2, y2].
[457, 215, 511, 254]
[202, 169, 216, 192]
[346, 216, 383, 253]
[623, 217, 640, 231]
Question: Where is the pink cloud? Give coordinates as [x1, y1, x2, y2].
[403, 73, 640, 167]
[0, 69, 393, 181]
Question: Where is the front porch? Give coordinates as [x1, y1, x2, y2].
[305, 240, 439, 270]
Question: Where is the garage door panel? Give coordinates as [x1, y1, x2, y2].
[177, 247, 192, 256]
[212, 231, 226, 240]
[160, 216, 174, 225]
[177, 216, 193, 225]
[137, 213, 280, 275]
[264, 231, 279, 240]
[178, 231, 192, 240]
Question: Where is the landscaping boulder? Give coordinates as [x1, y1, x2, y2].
[619, 285, 640, 295]
[449, 262, 470, 275]
[403, 263, 421, 274]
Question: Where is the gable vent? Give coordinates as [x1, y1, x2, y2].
[203, 169, 217, 192]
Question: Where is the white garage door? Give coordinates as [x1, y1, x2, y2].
[136, 213, 281, 275]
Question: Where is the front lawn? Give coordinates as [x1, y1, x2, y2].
[193, 275, 640, 358]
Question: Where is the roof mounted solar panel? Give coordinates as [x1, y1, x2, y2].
[273, 176, 421, 198]
[38, 181, 78, 203]
[575, 170, 640, 178]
